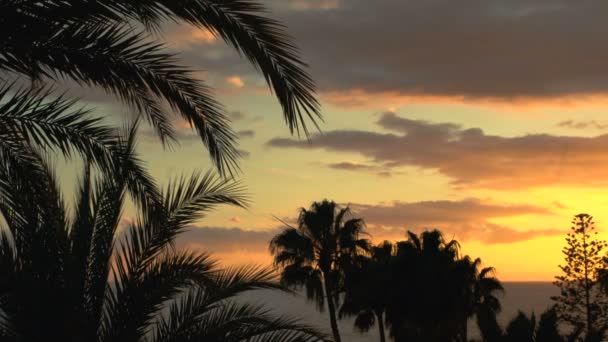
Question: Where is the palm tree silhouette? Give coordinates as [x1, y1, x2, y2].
[477, 306, 563, 342]
[269, 200, 371, 342]
[386, 230, 462, 341]
[0, 142, 329, 341]
[340, 241, 393, 342]
[457, 256, 504, 341]
[383, 230, 502, 342]
[1, 0, 321, 175]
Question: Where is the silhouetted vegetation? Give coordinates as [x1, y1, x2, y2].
[475, 306, 562, 342]
[269, 200, 371, 342]
[384, 230, 503, 342]
[0, 0, 320, 176]
[340, 241, 393, 342]
[0, 144, 330, 341]
[552, 214, 608, 340]
[1, 2, 327, 338]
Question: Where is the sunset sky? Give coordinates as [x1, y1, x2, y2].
[64, 0, 608, 281]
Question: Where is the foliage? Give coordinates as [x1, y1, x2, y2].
[269, 199, 371, 342]
[340, 241, 394, 342]
[0, 0, 321, 175]
[385, 230, 503, 342]
[0, 146, 329, 342]
[477, 306, 563, 342]
[552, 214, 608, 339]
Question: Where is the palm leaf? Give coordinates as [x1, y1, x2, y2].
[0, 83, 116, 170]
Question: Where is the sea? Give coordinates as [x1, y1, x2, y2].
[242, 282, 558, 341]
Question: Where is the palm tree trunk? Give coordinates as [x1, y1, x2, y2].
[376, 311, 386, 342]
[323, 276, 342, 342]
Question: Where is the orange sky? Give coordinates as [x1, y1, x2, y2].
[61, 0, 608, 282]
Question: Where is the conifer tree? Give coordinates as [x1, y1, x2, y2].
[552, 213, 608, 340]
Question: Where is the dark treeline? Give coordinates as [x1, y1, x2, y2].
[270, 200, 608, 342]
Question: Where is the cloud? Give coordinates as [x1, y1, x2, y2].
[283, 0, 342, 11]
[264, 0, 608, 104]
[178, 227, 275, 253]
[230, 111, 247, 121]
[557, 120, 608, 130]
[175, 198, 560, 261]
[238, 130, 255, 139]
[226, 76, 245, 88]
[350, 198, 560, 244]
[326, 162, 393, 177]
[177, 227, 276, 266]
[551, 201, 568, 209]
[268, 112, 608, 189]
[163, 25, 217, 48]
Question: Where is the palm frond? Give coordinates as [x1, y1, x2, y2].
[49, 0, 323, 136]
[1, 16, 240, 174]
[102, 249, 216, 341]
[111, 122, 161, 217]
[154, 294, 329, 342]
[164, 171, 248, 231]
[83, 176, 126, 330]
[0, 83, 116, 170]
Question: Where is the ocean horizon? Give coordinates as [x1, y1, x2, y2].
[243, 282, 558, 341]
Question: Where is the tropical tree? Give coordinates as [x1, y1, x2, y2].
[385, 230, 463, 341]
[457, 256, 504, 341]
[340, 241, 394, 342]
[1, 0, 321, 175]
[552, 214, 608, 340]
[477, 306, 563, 342]
[269, 200, 371, 342]
[0, 146, 329, 341]
[504, 311, 536, 342]
[385, 230, 502, 342]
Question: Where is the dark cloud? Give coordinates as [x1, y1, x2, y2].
[166, 0, 608, 102]
[350, 198, 560, 244]
[268, 112, 608, 189]
[557, 120, 608, 130]
[271, 0, 608, 99]
[238, 130, 256, 139]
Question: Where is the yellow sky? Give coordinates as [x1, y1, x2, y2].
[52, 0, 608, 282]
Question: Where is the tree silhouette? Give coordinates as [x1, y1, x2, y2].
[0, 144, 329, 341]
[504, 311, 536, 342]
[269, 200, 371, 342]
[457, 256, 504, 341]
[340, 241, 393, 342]
[552, 214, 608, 340]
[1, 0, 321, 175]
[477, 306, 563, 342]
[386, 230, 464, 341]
[384, 230, 502, 342]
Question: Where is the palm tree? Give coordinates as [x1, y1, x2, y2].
[340, 241, 393, 342]
[269, 200, 371, 342]
[384, 230, 502, 342]
[1, 0, 321, 175]
[458, 256, 504, 341]
[386, 230, 462, 341]
[0, 148, 329, 341]
[477, 306, 564, 342]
